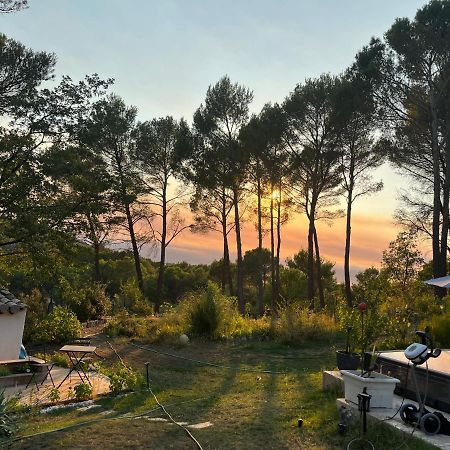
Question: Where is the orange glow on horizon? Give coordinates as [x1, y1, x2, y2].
[157, 210, 431, 282]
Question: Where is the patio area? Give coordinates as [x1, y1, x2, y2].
[3, 366, 110, 406]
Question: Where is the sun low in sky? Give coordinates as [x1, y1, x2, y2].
[0, 0, 430, 280]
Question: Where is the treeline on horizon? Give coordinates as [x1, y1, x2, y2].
[1, 0, 450, 318]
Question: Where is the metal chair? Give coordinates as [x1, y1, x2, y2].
[25, 343, 56, 389]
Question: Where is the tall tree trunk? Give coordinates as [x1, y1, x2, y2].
[430, 89, 445, 298]
[155, 181, 168, 313]
[93, 242, 101, 282]
[233, 185, 244, 314]
[224, 232, 233, 295]
[125, 202, 144, 293]
[222, 188, 234, 295]
[441, 112, 450, 276]
[117, 157, 144, 293]
[270, 186, 275, 312]
[87, 213, 101, 282]
[313, 226, 325, 309]
[344, 168, 355, 307]
[307, 200, 316, 309]
[256, 162, 264, 316]
[275, 181, 282, 310]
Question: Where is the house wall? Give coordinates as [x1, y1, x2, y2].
[0, 310, 26, 361]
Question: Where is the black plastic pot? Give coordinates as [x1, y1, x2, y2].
[336, 350, 360, 370]
[362, 352, 373, 371]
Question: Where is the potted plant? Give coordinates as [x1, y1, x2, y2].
[340, 302, 400, 408]
[336, 325, 360, 370]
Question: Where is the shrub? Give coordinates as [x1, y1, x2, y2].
[276, 304, 338, 344]
[0, 367, 11, 377]
[50, 352, 71, 368]
[98, 363, 144, 394]
[22, 289, 47, 343]
[422, 312, 450, 347]
[48, 388, 60, 403]
[148, 284, 338, 344]
[0, 390, 15, 438]
[36, 306, 82, 344]
[116, 280, 152, 316]
[188, 283, 224, 337]
[74, 383, 93, 401]
[104, 311, 151, 338]
[336, 300, 387, 350]
[86, 283, 112, 319]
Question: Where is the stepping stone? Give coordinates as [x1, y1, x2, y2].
[188, 422, 213, 429]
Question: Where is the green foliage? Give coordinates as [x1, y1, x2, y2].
[72, 284, 112, 322]
[187, 283, 226, 337]
[422, 312, 450, 347]
[150, 283, 337, 345]
[34, 351, 70, 368]
[286, 249, 337, 293]
[242, 248, 271, 285]
[115, 279, 152, 316]
[48, 388, 60, 403]
[98, 363, 143, 395]
[278, 267, 307, 303]
[74, 383, 93, 401]
[336, 300, 386, 352]
[157, 263, 209, 304]
[49, 352, 71, 368]
[0, 390, 15, 438]
[104, 311, 151, 338]
[0, 367, 11, 377]
[35, 306, 81, 344]
[382, 232, 424, 287]
[22, 289, 48, 343]
[276, 304, 338, 344]
[3, 395, 29, 416]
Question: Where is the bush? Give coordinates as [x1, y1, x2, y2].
[336, 300, 387, 350]
[48, 388, 60, 403]
[115, 280, 152, 316]
[74, 383, 93, 401]
[87, 283, 112, 319]
[276, 304, 338, 344]
[98, 363, 144, 394]
[22, 289, 47, 343]
[423, 312, 450, 347]
[36, 306, 82, 344]
[188, 283, 224, 337]
[149, 283, 336, 344]
[0, 390, 15, 438]
[104, 311, 152, 338]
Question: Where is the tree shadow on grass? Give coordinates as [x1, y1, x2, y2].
[141, 365, 239, 449]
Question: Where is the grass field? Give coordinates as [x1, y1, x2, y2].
[3, 337, 438, 450]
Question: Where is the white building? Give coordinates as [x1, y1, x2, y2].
[0, 289, 27, 361]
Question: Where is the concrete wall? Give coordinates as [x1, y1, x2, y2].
[0, 310, 26, 361]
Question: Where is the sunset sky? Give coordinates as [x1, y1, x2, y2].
[1, 0, 431, 280]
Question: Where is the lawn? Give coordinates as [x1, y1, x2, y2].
[4, 337, 438, 450]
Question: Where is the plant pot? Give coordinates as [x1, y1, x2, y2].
[362, 352, 373, 371]
[341, 370, 400, 408]
[336, 350, 360, 370]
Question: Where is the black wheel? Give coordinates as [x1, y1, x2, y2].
[420, 413, 441, 435]
[400, 404, 418, 424]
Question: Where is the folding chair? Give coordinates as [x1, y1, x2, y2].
[25, 343, 56, 389]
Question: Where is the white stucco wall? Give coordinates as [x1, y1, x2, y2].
[0, 309, 26, 361]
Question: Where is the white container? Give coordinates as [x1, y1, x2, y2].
[341, 370, 400, 408]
